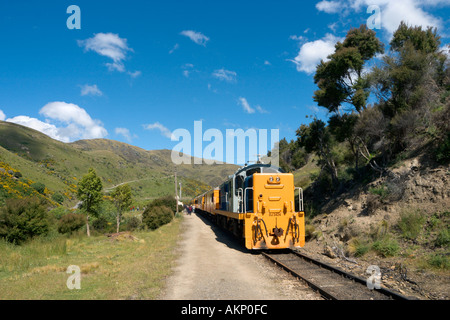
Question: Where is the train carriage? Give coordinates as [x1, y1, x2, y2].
[193, 163, 305, 250]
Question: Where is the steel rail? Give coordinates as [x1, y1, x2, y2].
[262, 250, 411, 300]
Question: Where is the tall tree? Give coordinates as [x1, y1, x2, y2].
[328, 113, 360, 172]
[314, 24, 384, 115]
[370, 22, 447, 153]
[313, 24, 384, 173]
[374, 22, 444, 117]
[296, 118, 339, 187]
[77, 168, 103, 237]
[111, 184, 133, 233]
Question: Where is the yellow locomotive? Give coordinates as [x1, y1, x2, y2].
[193, 163, 305, 250]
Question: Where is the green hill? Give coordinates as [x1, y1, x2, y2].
[0, 121, 238, 206]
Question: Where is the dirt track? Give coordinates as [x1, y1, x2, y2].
[160, 213, 322, 300]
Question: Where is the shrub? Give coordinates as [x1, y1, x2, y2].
[124, 216, 141, 231]
[369, 184, 389, 200]
[305, 224, 316, 241]
[398, 209, 425, 240]
[347, 237, 370, 257]
[385, 179, 405, 201]
[435, 132, 450, 163]
[51, 192, 65, 204]
[0, 197, 49, 244]
[92, 216, 114, 233]
[49, 206, 69, 220]
[435, 228, 450, 247]
[142, 205, 173, 230]
[365, 193, 382, 215]
[57, 213, 85, 234]
[150, 196, 180, 213]
[31, 182, 46, 195]
[372, 237, 400, 257]
[428, 254, 449, 270]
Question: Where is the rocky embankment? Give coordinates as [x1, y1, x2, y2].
[302, 156, 449, 300]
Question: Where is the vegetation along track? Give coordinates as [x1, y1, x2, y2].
[262, 250, 411, 300]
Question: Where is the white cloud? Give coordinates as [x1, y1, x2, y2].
[292, 1, 448, 74]
[238, 97, 255, 114]
[6, 116, 66, 141]
[78, 33, 133, 72]
[442, 44, 450, 58]
[169, 43, 179, 54]
[255, 105, 269, 114]
[290, 33, 343, 74]
[180, 30, 210, 46]
[316, 0, 342, 13]
[237, 98, 270, 114]
[6, 101, 109, 142]
[41, 102, 108, 140]
[115, 127, 135, 142]
[207, 83, 218, 93]
[365, 0, 443, 35]
[322, 0, 448, 36]
[127, 70, 142, 78]
[182, 63, 196, 78]
[0, 109, 5, 121]
[143, 122, 173, 138]
[212, 69, 237, 82]
[80, 84, 103, 96]
[289, 35, 305, 42]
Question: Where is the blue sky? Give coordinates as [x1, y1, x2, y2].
[0, 1, 449, 161]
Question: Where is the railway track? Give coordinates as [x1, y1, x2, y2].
[262, 250, 411, 300]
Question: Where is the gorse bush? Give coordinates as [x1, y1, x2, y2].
[57, 213, 85, 234]
[51, 192, 65, 204]
[0, 197, 49, 244]
[142, 205, 173, 230]
[31, 182, 46, 195]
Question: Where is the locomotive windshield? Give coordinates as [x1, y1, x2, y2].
[261, 166, 283, 173]
[245, 168, 260, 176]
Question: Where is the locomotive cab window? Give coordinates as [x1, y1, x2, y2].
[235, 175, 244, 195]
[246, 168, 260, 177]
[261, 166, 282, 174]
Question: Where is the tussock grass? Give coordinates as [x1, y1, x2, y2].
[398, 208, 426, 240]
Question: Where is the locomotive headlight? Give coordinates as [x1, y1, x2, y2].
[269, 176, 274, 182]
[276, 176, 280, 182]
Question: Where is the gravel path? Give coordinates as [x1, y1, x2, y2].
[160, 213, 322, 300]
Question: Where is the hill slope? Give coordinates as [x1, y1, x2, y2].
[0, 121, 238, 205]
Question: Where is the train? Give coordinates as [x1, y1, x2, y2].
[193, 163, 305, 250]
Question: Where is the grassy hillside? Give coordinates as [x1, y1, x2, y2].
[0, 121, 238, 206]
[0, 217, 183, 299]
